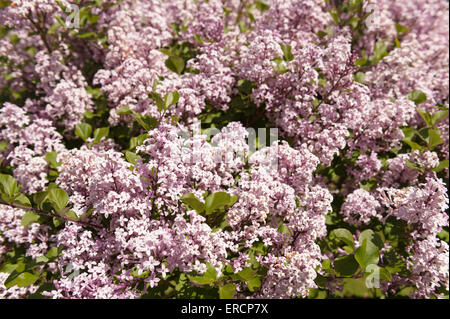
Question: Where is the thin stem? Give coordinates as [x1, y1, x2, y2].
[0, 200, 102, 230]
[314, 73, 346, 112]
[27, 12, 53, 53]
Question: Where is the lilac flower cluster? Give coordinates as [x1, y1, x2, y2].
[0, 0, 448, 299]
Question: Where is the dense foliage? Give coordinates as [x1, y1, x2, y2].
[0, 0, 448, 299]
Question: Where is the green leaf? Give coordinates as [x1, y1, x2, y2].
[322, 259, 332, 271]
[401, 127, 416, 141]
[273, 57, 288, 73]
[188, 263, 217, 285]
[93, 127, 110, 144]
[246, 277, 261, 292]
[428, 128, 444, 148]
[0, 174, 19, 198]
[65, 210, 79, 221]
[80, 206, 94, 220]
[317, 30, 332, 38]
[33, 191, 48, 210]
[45, 152, 60, 169]
[117, 105, 132, 115]
[229, 195, 238, 206]
[403, 139, 424, 151]
[237, 267, 254, 281]
[0, 263, 19, 274]
[395, 24, 409, 34]
[334, 254, 359, 277]
[416, 127, 443, 149]
[48, 169, 59, 180]
[14, 194, 31, 207]
[76, 32, 96, 39]
[370, 41, 388, 64]
[433, 160, 449, 172]
[358, 229, 384, 250]
[363, 265, 392, 283]
[237, 267, 261, 292]
[53, 217, 63, 228]
[0, 141, 9, 152]
[35, 256, 49, 264]
[408, 90, 427, 105]
[48, 188, 69, 212]
[193, 34, 204, 44]
[314, 275, 327, 290]
[417, 127, 430, 142]
[238, 21, 248, 33]
[219, 283, 236, 299]
[125, 151, 140, 165]
[255, 1, 270, 12]
[329, 9, 340, 24]
[237, 79, 255, 95]
[133, 114, 158, 131]
[437, 230, 449, 242]
[45, 247, 59, 259]
[181, 193, 205, 214]
[205, 192, 231, 215]
[129, 133, 148, 150]
[55, 15, 66, 27]
[165, 56, 185, 75]
[354, 72, 365, 84]
[406, 159, 424, 172]
[83, 110, 97, 120]
[355, 56, 367, 66]
[277, 223, 290, 235]
[417, 108, 432, 126]
[347, 16, 359, 29]
[431, 110, 449, 125]
[280, 43, 294, 62]
[21, 211, 40, 226]
[4, 272, 39, 289]
[332, 228, 355, 249]
[149, 92, 164, 112]
[379, 267, 392, 281]
[359, 178, 377, 192]
[75, 123, 92, 141]
[86, 86, 102, 99]
[355, 239, 380, 270]
[164, 91, 180, 110]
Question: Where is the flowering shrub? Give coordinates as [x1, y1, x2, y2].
[0, 0, 448, 299]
